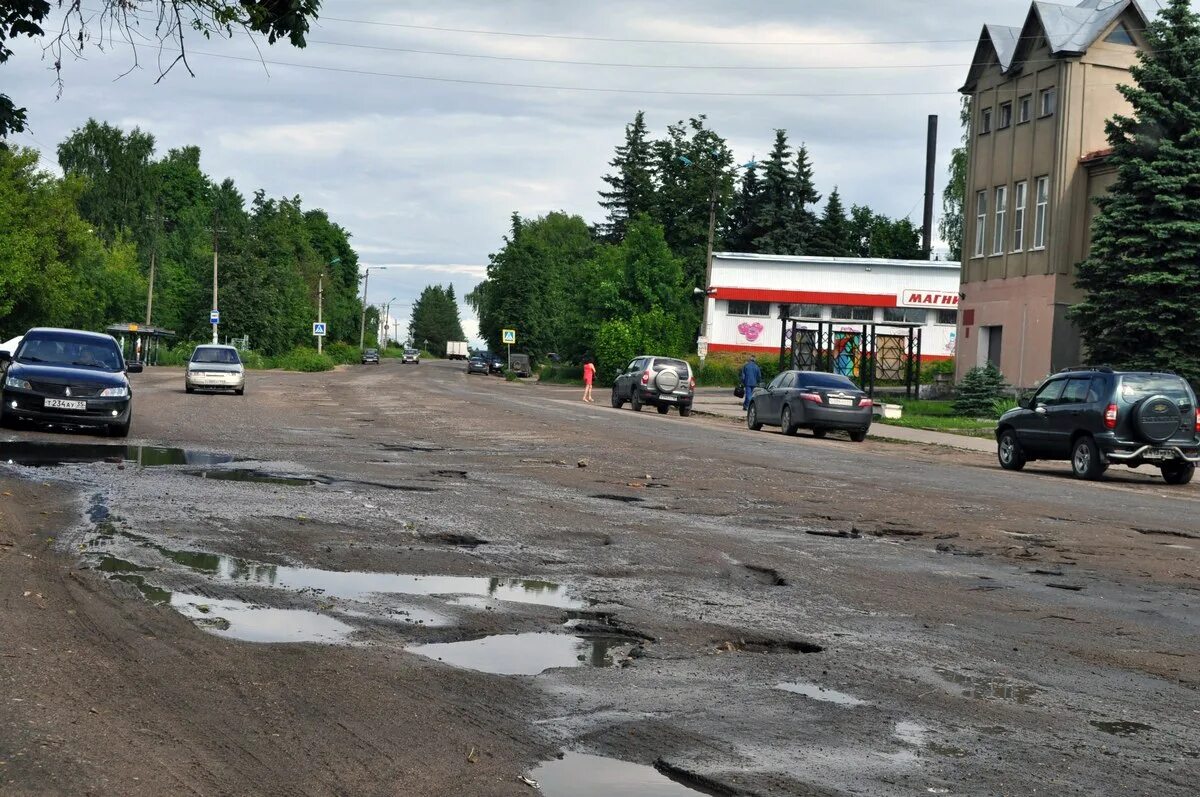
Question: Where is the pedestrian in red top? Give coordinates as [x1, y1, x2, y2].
[582, 357, 596, 403]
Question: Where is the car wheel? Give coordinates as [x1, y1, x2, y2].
[849, 430, 867, 443]
[109, 416, 131, 438]
[1161, 462, 1195, 485]
[235, 387, 245, 396]
[780, 406, 798, 436]
[997, 428, 1027, 471]
[610, 386, 623, 408]
[1070, 435, 1104, 480]
[657, 404, 670, 415]
[630, 390, 643, 412]
[747, 402, 763, 431]
[185, 385, 195, 394]
[811, 428, 827, 439]
[679, 405, 692, 418]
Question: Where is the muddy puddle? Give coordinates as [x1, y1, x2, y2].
[530, 752, 716, 796]
[934, 667, 1041, 705]
[1090, 720, 1154, 737]
[0, 441, 234, 467]
[776, 681, 867, 706]
[172, 595, 354, 643]
[409, 632, 630, 675]
[186, 469, 319, 487]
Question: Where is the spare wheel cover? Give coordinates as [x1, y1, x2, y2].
[1134, 394, 1180, 443]
[655, 368, 681, 393]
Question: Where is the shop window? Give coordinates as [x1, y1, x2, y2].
[935, 309, 958, 325]
[830, 305, 874, 321]
[883, 307, 928, 324]
[728, 300, 770, 316]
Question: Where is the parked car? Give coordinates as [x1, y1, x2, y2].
[361, 348, 380, 364]
[466, 355, 489, 375]
[474, 351, 504, 374]
[747, 370, 872, 441]
[402, 348, 420, 364]
[509, 353, 533, 378]
[611, 356, 695, 416]
[995, 367, 1200, 483]
[185, 345, 246, 395]
[0, 327, 142, 437]
[0, 336, 21, 357]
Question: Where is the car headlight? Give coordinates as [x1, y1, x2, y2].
[99, 386, 129, 397]
[4, 376, 31, 390]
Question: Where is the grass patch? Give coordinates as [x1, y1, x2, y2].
[538, 365, 584, 384]
[877, 413, 996, 437]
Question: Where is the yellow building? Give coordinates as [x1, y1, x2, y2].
[958, 0, 1161, 387]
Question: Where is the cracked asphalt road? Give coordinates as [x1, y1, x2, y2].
[2, 358, 1197, 796]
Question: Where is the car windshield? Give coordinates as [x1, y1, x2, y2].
[405, 349, 418, 355]
[1120, 374, 1193, 405]
[16, 335, 122, 371]
[797, 372, 859, 390]
[652, 358, 689, 373]
[192, 347, 241, 365]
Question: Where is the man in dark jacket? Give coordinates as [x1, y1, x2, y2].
[739, 355, 762, 412]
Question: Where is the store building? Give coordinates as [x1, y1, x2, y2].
[705, 253, 961, 362]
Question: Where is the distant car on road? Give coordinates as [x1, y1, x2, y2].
[995, 367, 1199, 483]
[611, 356, 695, 417]
[466, 355, 489, 375]
[509, 353, 533, 378]
[402, 348, 420, 364]
[185, 345, 245, 395]
[361, 348, 380, 365]
[0, 327, 142, 437]
[475, 351, 504, 374]
[747, 370, 872, 442]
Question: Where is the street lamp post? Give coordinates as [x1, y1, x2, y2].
[380, 296, 397, 348]
[358, 265, 395, 351]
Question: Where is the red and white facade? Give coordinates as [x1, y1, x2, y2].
[705, 253, 962, 361]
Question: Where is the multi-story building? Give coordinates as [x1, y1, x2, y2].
[958, 0, 1161, 387]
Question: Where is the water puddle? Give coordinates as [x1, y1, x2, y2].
[407, 632, 629, 675]
[1090, 720, 1154, 737]
[172, 594, 353, 643]
[776, 681, 867, 706]
[894, 720, 928, 747]
[0, 441, 234, 467]
[185, 469, 319, 487]
[934, 667, 1041, 705]
[531, 753, 716, 796]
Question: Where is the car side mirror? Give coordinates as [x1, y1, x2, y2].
[1034, 404, 1047, 415]
[126, 362, 144, 374]
[1018, 398, 1029, 409]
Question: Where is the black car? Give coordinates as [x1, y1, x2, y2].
[361, 348, 380, 364]
[996, 367, 1199, 483]
[747, 370, 872, 441]
[478, 352, 505, 374]
[466, 356, 490, 375]
[0, 327, 142, 437]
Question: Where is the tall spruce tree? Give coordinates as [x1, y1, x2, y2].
[1071, 0, 1200, 383]
[726, 160, 763, 252]
[751, 130, 795, 253]
[598, 111, 657, 242]
[812, 188, 852, 257]
[789, 144, 822, 253]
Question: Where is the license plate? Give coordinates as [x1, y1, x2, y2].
[1144, 448, 1173, 460]
[45, 398, 86, 410]
[660, 395, 676, 402]
[829, 398, 854, 407]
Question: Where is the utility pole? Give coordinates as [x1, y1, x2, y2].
[701, 181, 719, 349]
[922, 114, 939, 259]
[211, 206, 220, 344]
[317, 273, 324, 354]
[358, 267, 370, 351]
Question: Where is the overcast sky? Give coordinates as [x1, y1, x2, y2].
[9, 0, 1062, 343]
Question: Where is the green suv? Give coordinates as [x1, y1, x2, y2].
[995, 367, 1199, 484]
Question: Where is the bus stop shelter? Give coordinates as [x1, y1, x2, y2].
[106, 323, 176, 366]
[778, 316, 924, 398]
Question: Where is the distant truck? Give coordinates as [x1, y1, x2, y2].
[446, 341, 469, 360]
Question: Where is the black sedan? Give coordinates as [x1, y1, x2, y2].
[361, 348, 380, 364]
[0, 327, 142, 437]
[747, 370, 872, 442]
[466, 356, 490, 375]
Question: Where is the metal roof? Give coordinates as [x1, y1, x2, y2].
[712, 252, 961, 270]
[986, 24, 1022, 69]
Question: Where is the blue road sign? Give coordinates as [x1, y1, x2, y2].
[210, 310, 220, 325]
[313, 322, 328, 337]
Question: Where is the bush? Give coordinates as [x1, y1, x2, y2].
[953, 363, 1007, 417]
[323, 342, 359, 365]
[272, 347, 335, 372]
[688, 353, 780, 387]
[539, 365, 584, 384]
[923, 358, 955, 379]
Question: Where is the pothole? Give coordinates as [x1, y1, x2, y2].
[1090, 720, 1154, 737]
[172, 595, 355, 644]
[419, 532, 488, 548]
[591, 494, 644, 503]
[716, 637, 824, 654]
[407, 632, 631, 675]
[185, 469, 320, 487]
[0, 441, 234, 467]
[776, 681, 867, 706]
[530, 753, 719, 796]
[933, 667, 1041, 705]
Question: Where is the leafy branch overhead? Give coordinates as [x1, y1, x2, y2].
[0, 0, 322, 139]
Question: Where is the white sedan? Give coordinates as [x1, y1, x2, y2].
[185, 345, 246, 395]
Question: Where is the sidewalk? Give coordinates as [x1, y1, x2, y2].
[690, 388, 995, 454]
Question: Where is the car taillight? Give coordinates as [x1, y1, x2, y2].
[799, 392, 823, 403]
[1104, 403, 1118, 429]
[1195, 408, 1200, 433]
[688, 376, 695, 391]
[859, 398, 873, 408]
[641, 370, 650, 385]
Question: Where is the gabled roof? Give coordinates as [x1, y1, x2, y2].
[962, 0, 1163, 92]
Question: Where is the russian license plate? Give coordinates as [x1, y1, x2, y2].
[1144, 448, 1173, 460]
[660, 395, 676, 402]
[45, 398, 86, 410]
[829, 398, 854, 407]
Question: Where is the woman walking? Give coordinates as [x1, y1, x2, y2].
[582, 357, 596, 403]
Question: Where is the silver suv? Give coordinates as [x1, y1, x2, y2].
[611, 356, 694, 417]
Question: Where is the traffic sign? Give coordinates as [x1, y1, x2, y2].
[210, 310, 220, 325]
[313, 322, 328, 337]
[501, 328, 517, 344]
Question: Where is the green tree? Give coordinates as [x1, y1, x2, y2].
[726, 159, 763, 252]
[1071, 0, 1200, 383]
[751, 130, 795, 254]
[56, 120, 158, 246]
[408, 284, 466, 356]
[939, 97, 971, 262]
[598, 111, 657, 242]
[812, 188, 852, 257]
[954, 363, 1007, 417]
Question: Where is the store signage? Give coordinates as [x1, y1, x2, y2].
[901, 290, 959, 307]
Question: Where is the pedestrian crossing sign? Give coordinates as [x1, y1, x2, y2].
[502, 329, 517, 344]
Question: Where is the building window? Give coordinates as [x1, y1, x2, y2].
[1039, 87, 1056, 117]
[883, 307, 928, 324]
[974, 190, 987, 257]
[979, 107, 992, 134]
[1034, 176, 1049, 249]
[1012, 180, 1027, 251]
[830, 306, 874, 321]
[993, 185, 1007, 255]
[1018, 95, 1032, 123]
[727, 300, 770, 316]
[791, 303, 822, 318]
[1105, 22, 1135, 46]
[998, 102, 1012, 129]
[935, 309, 958, 325]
